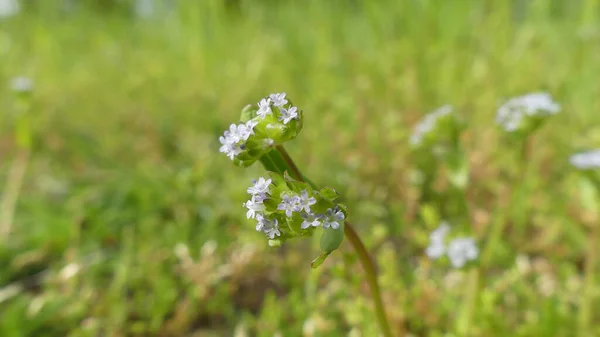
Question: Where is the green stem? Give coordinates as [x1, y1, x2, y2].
[275, 145, 396, 337]
[344, 221, 395, 337]
[275, 145, 308, 184]
[578, 223, 598, 336]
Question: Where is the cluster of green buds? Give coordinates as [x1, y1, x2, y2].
[219, 93, 303, 167]
[220, 93, 347, 267]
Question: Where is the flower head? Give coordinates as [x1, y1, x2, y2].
[269, 92, 288, 107]
[247, 177, 272, 196]
[277, 193, 301, 217]
[425, 222, 451, 259]
[257, 98, 272, 118]
[496, 92, 560, 132]
[279, 106, 299, 124]
[219, 139, 243, 160]
[218, 120, 261, 161]
[322, 208, 345, 229]
[255, 215, 280, 239]
[410, 105, 453, 146]
[297, 190, 316, 213]
[0, 0, 20, 19]
[301, 212, 322, 229]
[10, 76, 33, 93]
[570, 150, 600, 170]
[256, 214, 280, 239]
[244, 196, 266, 219]
[264, 222, 281, 239]
[447, 237, 478, 268]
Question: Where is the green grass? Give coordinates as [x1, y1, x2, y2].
[2, 0, 600, 336]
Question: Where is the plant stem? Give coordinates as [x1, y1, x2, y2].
[275, 145, 305, 183]
[0, 150, 30, 240]
[578, 222, 598, 336]
[344, 221, 395, 337]
[275, 145, 396, 337]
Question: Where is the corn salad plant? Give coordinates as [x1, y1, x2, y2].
[219, 92, 394, 337]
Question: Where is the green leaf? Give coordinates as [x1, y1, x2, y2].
[318, 187, 339, 202]
[313, 222, 345, 268]
[240, 104, 257, 122]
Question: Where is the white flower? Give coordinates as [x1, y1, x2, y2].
[297, 190, 316, 213]
[255, 214, 279, 236]
[247, 177, 272, 196]
[237, 121, 257, 141]
[425, 241, 446, 259]
[219, 140, 243, 160]
[496, 92, 560, 132]
[263, 218, 281, 239]
[10, 76, 33, 93]
[269, 92, 288, 107]
[255, 214, 267, 231]
[570, 150, 600, 170]
[223, 123, 243, 144]
[0, 0, 20, 18]
[277, 193, 300, 217]
[447, 237, 478, 268]
[244, 197, 266, 219]
[301, 212, 322, 229]
[429, 221, 450, 242]
[257, 98, 272, 118]
[322, 208, 345, 229]
[279, 106, 298, 124]
[410, 105, 453, 146]
[218, 120, 259, 160]
[425, 222, 451, 259]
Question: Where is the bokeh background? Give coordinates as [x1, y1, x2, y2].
[2, 0, 600, 336]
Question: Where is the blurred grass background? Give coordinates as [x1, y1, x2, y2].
[1, 0, 600, 336]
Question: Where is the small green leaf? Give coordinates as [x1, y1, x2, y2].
[318, 187, 339, 201]
[320, 222, 345, 254]
[311, 252, 329, 268]
[240, 104, 257, 122]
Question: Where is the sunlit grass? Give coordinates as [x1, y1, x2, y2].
[1, 0, 600, 335]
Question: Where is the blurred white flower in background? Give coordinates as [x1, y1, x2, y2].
[425, 222, 450, 259]
[447, 237, 479, 268]
[426, 222, 478, 268]
[410, 105, 453, 146]
[496, 92, 560, 132]
[570, 149, 600, 170]
[0, 0, 20, 18]
[10, 76, 33, 93]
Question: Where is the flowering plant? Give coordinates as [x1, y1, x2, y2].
[218, 93, 393, 336]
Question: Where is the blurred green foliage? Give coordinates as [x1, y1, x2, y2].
[1, 0, 600, 336]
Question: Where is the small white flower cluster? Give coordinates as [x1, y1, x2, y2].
[257, 92, 299, 124]
[570, 150, 600, 170]
[219, 92, 299, 161]
[0, 0, 20, 18]
[243, 177, 345, 239]
[219, 120, 259, 160]
[243, 177, 281, 239]
[410, 105, 453, 146]
[426, 222, 478, 268]
[496, 92, 561, 132]
[10, 76, 33, 93]
[277, 190, 344, 230]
